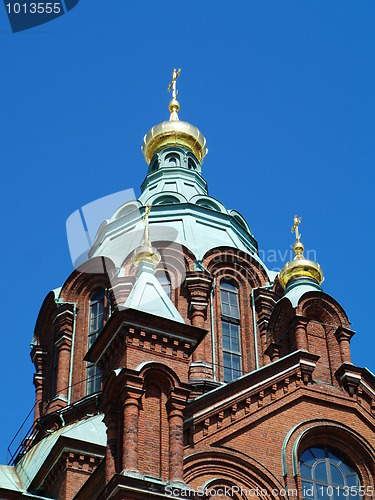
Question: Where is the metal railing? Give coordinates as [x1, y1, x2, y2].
[7, 403, 38, 465]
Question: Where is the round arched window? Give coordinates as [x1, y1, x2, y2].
[300, 447, 359, 500]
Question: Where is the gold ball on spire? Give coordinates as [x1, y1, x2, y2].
[133, 243, 161, 267]
[279, 216, 324, 289]
[141, 69, 208, 165]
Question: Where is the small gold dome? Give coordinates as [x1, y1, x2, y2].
[133, 243, 161, 267]
[141, 69, 207, 165]
[133, 205, 161, 268]
[279, 216, 324, 289]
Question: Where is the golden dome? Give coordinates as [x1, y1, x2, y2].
[133, 243, 161, 267]
[141, 69, 207, 165]
[133, 205, 161, 268]
[279, 216, 324, 290]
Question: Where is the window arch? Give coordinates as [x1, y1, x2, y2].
[165, 153, 180, 167]
[300, 446, 359, 500]
[220, 279, 242, 382]
[153, 195, 180, 205]
[188, 158, 196, 170]
[86, 289, 105, 395]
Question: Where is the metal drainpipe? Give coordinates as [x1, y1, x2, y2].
[55, 299, 77, 405]
[251, 283, 274, 370]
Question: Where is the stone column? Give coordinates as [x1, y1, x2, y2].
[33, 374, 44, 421]
[167, 399, 186, 485]
[293, 317, 309, 351]
[31, 346, 46, 421]
[53, 305, 74, 402]
[335, 327, 355, 364]
[104, 407, 120, 483]
[122, 392, 141, 473]
[55, 335, 72, 401]
[186, 272, 213, 380]
[264, 342, 282, 363]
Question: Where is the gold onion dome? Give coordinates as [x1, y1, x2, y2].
[133, 205, 161, 267]
[279, 216, 324, 290]
[142, 68, 208, 165]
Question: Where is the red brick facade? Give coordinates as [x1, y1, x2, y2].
[1, 235, 372, 500]
[2, 175, 375, 500]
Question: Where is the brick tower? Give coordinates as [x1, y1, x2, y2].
[1, 72, 375, 500]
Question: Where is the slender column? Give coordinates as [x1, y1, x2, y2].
[294, 317, 309, 351]
[33, 375, 44, 420]
[335, 327, 355, 364]
[55, 336, 72, 400]
[104, 408, 119, 483]
[53, 306, 74, 402]
[122, 393, 141, 473]
[168, 405, 185, 484]
[31, 346, 47, 420]
[264, 342, 282, 363]
[186, 272, 213, 369]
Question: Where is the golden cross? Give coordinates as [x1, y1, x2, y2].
[168, 68, 181, 100]
[143, 205, 152, 245]
[291, 215, 302, 242]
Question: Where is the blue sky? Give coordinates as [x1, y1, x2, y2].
[1, 1, 375, 462]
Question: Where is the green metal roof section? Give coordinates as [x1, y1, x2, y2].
[0, 465, 22, 492]
[124, 260, 185, 323]
[88, 145, 273, 280]
[15, 415, 106, 491]
[282, 277, 322, 308]
[140, 146, 208, 204]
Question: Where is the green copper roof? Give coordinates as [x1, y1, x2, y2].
[125, 260, 185, 323]
[88, 145, 272, 280]
[282, 277, 322, 308]
[0, 465, 22, 492]
[16, 415, 106, 490]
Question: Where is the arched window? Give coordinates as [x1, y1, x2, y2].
[165, 153, 180, 167]
[188, 158, 196, 170]
[300, 446, 359, 500]
[220, 279, 242, 382]
[150, 158, 159, 172]
[156, 271, 171, 298]
[153, 195, 180, 205]
[86, 289, 105, 395]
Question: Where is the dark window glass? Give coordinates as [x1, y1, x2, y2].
[220, 279, 242, 382]
[300, 447, 360, 500]
[165, 153, 180, 167]
[188, 158, 195, 170]
[156, 272, 171, 298]
[86, 289, 104, 396]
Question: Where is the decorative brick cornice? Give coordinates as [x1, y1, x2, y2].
[335, 363, 363, 397]
[53, 305, 75, 330]
[184, 350, 320, 443]
[85, 308, 207, 377]
[254, 288, 277, 336]
[334, 326, 355, 342]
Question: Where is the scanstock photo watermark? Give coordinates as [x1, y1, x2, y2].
[3, 0, 79, 32]
[165, 485, 299, 497]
